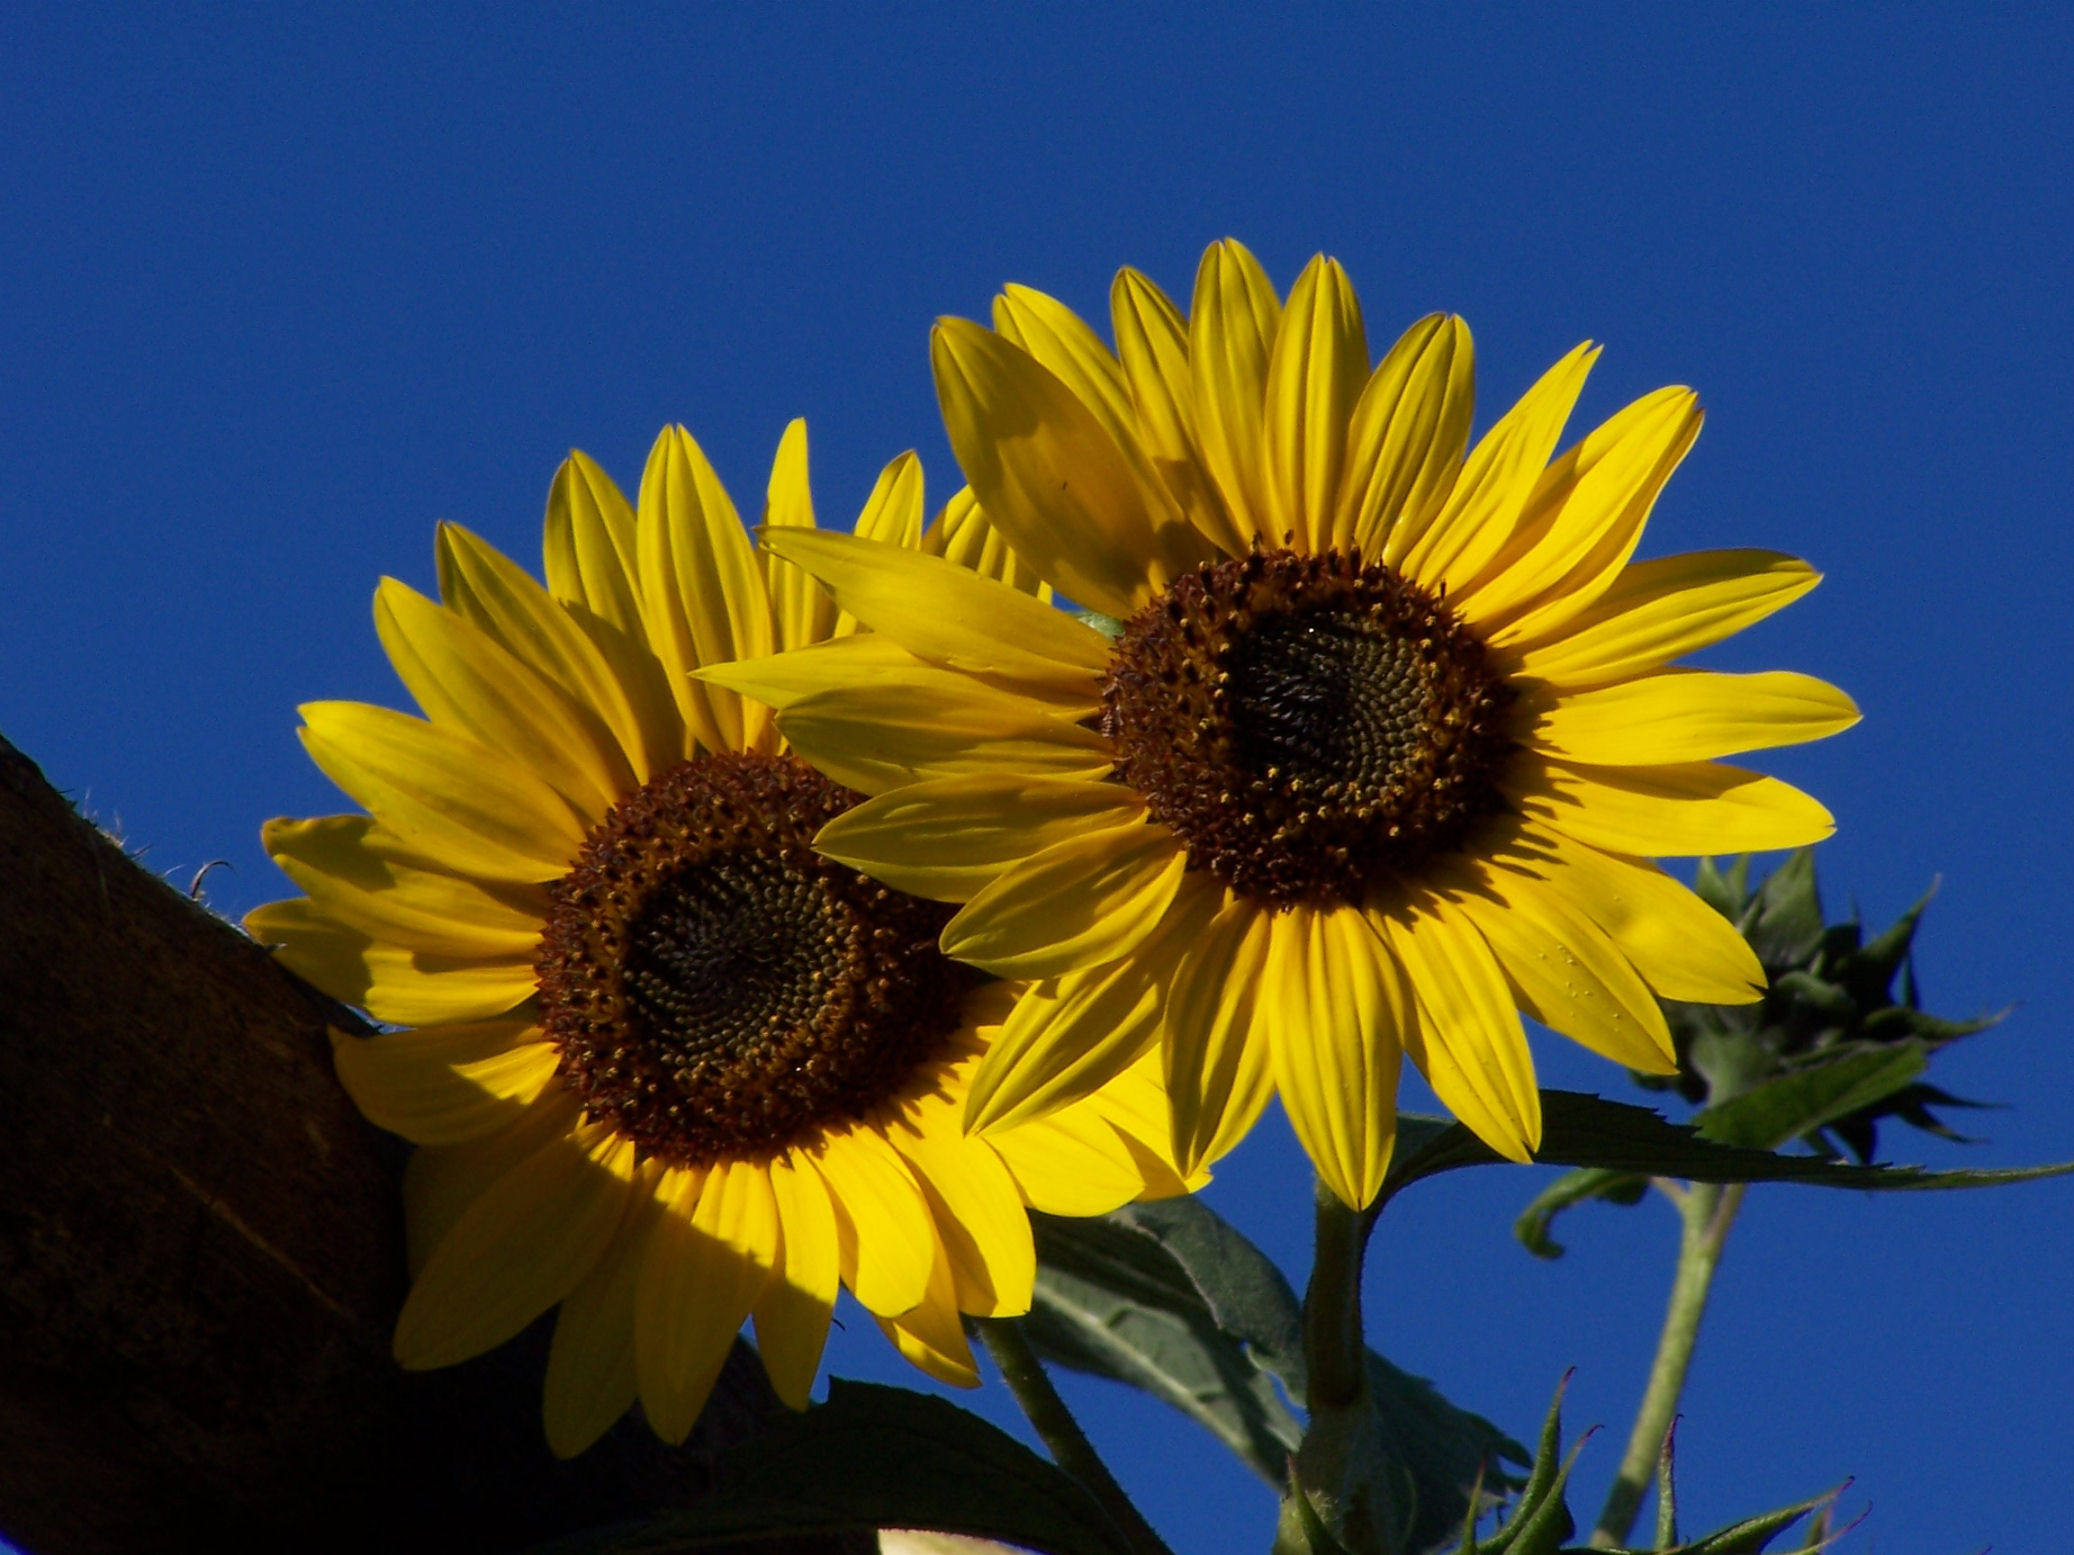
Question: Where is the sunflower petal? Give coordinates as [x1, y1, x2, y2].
[331, 1022, 556, 1145]
[635, 425, 775, 753]
[1446, 864, 1676, 1073]
[1396, 343, 1598, 590]
[753, 1151, 840, 1410]
[1374, 896, 1542, 1163]
[1508, 550, 1823, 686]
[298, 701, 585, 881]
[543, 450, 643, 637]
[1490, 823, 1765, 1004]
[1457, 386, 1701, 638]
[918, 486, 1052, 598]
[762, 418, 840, 652]
[941, 821, 1186, 977]
[933, 318, 1199, 616]
[776, 678, 1112, 795]
[396, 1122, 637, 1370]
[400, 1090, 582, 1275]
[888, 1120, 1035, 1317]
[1265, 907, 1404, 1209]
[1189, 239, 1282, 543]
[990, 1101, 1159, 1217]
[815, 1126, 935, 1317]
[244, 898, 537, 1025]
[813, 773, 1145, 903]
[437, 521, 673, 785]
[994, 284, 1141, 454]
[1112, 267, 1244, 556]
[1162, 896, 1276, 1178]
[1264, 255, 1368, 553]
[262, 814, 547, 957]
[1524, 669, 1861, 765]
[963, 875, 1221, 1132]
[544, 1165, 667, 1458]
[875, 1234, 981, 1389]
[757, 527, 1111, 698]
[636, 1161, 778, 1445]
[1508, 758, 1836, 857]
[1341, 315, 1476, 556]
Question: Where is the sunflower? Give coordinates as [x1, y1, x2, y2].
[707, 240, 1859, 1211]
[245, 419, 1200, 1457]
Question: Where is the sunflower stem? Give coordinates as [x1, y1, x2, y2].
[974, 1315, 1175, 1555]
[1302, 1182, 1377, 1409]
[1589, 1179, 1747, 1548]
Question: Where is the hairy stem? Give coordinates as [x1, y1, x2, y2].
[973, 1316, 1175, 1555]
[1590, 1180, 1748, 1548]
[1302, 1183, 1378, 1409]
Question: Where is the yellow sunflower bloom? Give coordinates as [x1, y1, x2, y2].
[245, 419, 1196, 1458]
[707, 241, 1859, 1212]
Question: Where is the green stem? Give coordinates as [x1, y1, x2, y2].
[1589, 1180, 1748, 1549]
[973, 1316, 1175, 1555]
[1302, 1182, 1377, 1409]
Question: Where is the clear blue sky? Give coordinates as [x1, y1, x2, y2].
[4, 7, 2070, 1552]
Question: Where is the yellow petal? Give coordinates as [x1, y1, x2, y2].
[400, 1089, 581, 1275]
[753, 1151, 840, 1410]
[1265, 907, 1404, 1209]
[544, 1165, 667, 1458]
[933, 318, 1201, 617]
[635, 1161, 778, 1445]
[395, 1121, 637, 1370]
[1111, 267, 1244, 555]
[875, 1235, 981, 1389]
[262, 813, 547, 958]
[963, 875, 1220, 1132]
[814, 773, 1145, 903]
[438, 533, 669, 795]
[990, 1104, 1157, 1218]
[1263, 255, 1367, 553]
[776, 677, 1112, 795]
[1524, 669, 1861, 765]
[762, 418, 840, 652]
[1465, 387, 1704, 637]
[542, 450, 643, 638]
[993, 284, 1141, 457]
[698, 634, 933, 714]
[331, 1022, 558, 1145]
[244, 898, 536, 1025]
[757, 527, 1111, 699]
[1508, 549, 1823, 687]
[1189, 238, 1282, 542]
[1445, 864, 1676, 1073]
[1161, 896, 1277, 1178]
[1508, 758, 1836, 857]
[941, 821, 1187, 977]
[1395, 343, 1598, 589]
[297, 701, 585, 882]
[1489, 823, 1764, 1004]
[918, 486, 1052, 598]
[816, 1126, 935, 1318]
[1373, 896, 1542, 1162]
[635, 424, 775, 753]
[1077, 1047, 1211, 1198]
[888, 1118, 1035, 1317]
[853, 448, 926, 548]
[1340, 315, 1476, 556]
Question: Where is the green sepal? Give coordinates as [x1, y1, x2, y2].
[1072, 608, 1129, 639]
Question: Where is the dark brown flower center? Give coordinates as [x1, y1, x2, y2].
[535, 752, 974, 1166]
[1101, 547, 1517, 907]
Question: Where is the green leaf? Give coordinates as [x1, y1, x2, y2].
[1026, 1204, 1306, 1484]
[1695, 1045, 1928, 1151]
[1661, 1484, 1840, 1553]
[1745, 848, 1824, 967]
[523, 1379, 1136, 1555]
[1513, 1169, 1650, 1260]
[1386, 1091, 2074, 1201]
[1029, 1197, 1523, 1548]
